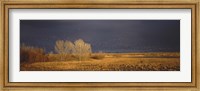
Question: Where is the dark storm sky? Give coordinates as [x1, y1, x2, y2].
[20, 20, 180, 53]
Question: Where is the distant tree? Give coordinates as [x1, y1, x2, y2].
[55, 40, 65, 54]
[64, 40, 75, 54]
[74, 39, 92, 61]
[55, 40, 65, 60]
[54, 39, 92, 61]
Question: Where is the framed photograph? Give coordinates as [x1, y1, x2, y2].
[1, 0, 199, 91]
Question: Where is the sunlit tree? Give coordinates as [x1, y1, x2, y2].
[54, 39, 92, 61]
[55, 40, 65, 54]
[74, 39, 92, 61]
[55, 40, 65, 60]
[64, 40, 75, 54]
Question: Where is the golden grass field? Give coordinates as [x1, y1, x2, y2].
[20, 52, 180, 71]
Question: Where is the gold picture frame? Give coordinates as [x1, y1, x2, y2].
[0, 0, 199, 91]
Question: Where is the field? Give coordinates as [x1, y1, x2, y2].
[20, 52, 180, 71]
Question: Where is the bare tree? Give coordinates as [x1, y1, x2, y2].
[64, 40, 75, 54]
[74, 39, 92, 61]
[55, 40, 65, 60]
[54, 39, 92, 61]
[55, 40, 65, 54]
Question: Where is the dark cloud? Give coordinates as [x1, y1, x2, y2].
[20, 20, 180, 53]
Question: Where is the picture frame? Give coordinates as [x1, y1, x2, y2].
[0, 0, 199, 91]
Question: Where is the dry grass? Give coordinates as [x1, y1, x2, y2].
[20, 52, 180, 71]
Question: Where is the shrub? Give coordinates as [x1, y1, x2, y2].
[20, 44, 47, 63]
[91, 52, 105, 60]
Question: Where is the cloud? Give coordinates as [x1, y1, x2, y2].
[20, 20, 180, 53]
